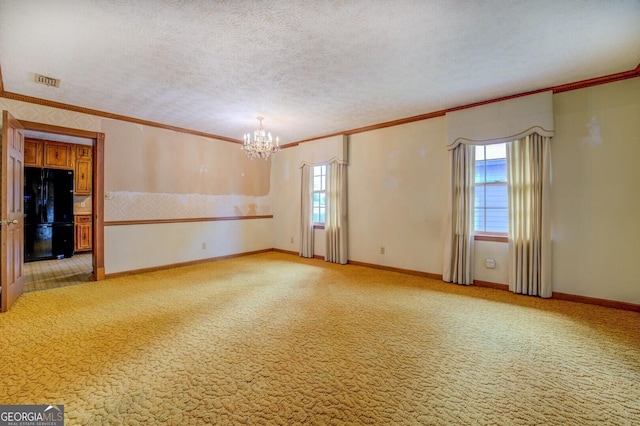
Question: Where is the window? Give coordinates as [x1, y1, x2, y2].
[312, 165, 326, 224]
[475, 143, 508, 233]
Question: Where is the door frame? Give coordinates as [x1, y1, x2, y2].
[19, 120, 105, 281]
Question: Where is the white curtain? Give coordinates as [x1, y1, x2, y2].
[299, 164, 314, 258]
[507, 133, 552, 297]
[443, 144, 475, 284]
[325, 161, 348, 264]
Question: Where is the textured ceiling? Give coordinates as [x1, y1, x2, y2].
[1, 0, 639, 143]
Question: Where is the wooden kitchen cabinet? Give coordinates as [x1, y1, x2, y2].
[24, 138, 43, 167]
[74, 145, 92, 195]
[74, 215, 92, 252]
[25, 140, 93, 195]
[44, 141, 73, 169]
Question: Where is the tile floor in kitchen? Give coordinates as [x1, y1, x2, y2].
[24, 253, 93, 292]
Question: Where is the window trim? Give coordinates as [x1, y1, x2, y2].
[474, 233, 508, 243]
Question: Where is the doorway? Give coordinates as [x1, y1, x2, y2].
[23, 132, 93, 291]
[19, 120, 105, 290]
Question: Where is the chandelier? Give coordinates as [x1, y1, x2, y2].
[242, 116, 280, 160]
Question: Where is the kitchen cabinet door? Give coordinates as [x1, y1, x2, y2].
[74, 215, 92, 252]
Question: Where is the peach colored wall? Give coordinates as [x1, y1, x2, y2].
[0, 98, 274, 274]
[102, 119, 270, 196]
[101, 119, 272, 222]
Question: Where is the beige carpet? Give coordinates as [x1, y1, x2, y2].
[1, 252, 638, 425]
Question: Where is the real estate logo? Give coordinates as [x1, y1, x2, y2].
[0, 405, 64, 426]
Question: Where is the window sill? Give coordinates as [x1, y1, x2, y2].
[313, 224, 325, 230]
[474, 233, 508, 243]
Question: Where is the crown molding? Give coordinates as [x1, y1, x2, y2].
[0, 91, 243, 144]
[0, 64, 241, 144]
[289, 64, 640, 146]
[2, 64, 638, 147]
[550, 65, 640, 94]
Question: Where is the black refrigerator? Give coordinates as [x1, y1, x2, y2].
[24, 167, 75, 262]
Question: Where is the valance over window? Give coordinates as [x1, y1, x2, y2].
[446, 91, 554, 149]
[298, 135, 348, 168]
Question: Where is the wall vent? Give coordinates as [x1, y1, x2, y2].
[35, 73, 60, 88]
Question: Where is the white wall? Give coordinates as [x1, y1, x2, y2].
[551, 78, 640, 304]
[473, 241, 509, 283]
[272, 77, 640, 305]
[271, 135, 346, 258]
[271, 146, 300, 252]
[272, 117, 509, 279]
[348, 119, 449, 272]
[272, 117, 510, 277]
[105, 218, 273, 274]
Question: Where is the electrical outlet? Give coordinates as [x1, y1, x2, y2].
[202, 242, 207, 250]
[485, 258, 495, 269]
[80, 201, 86, 208]
[380, 247, 385, 255]
[290, 237, 294, 244]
